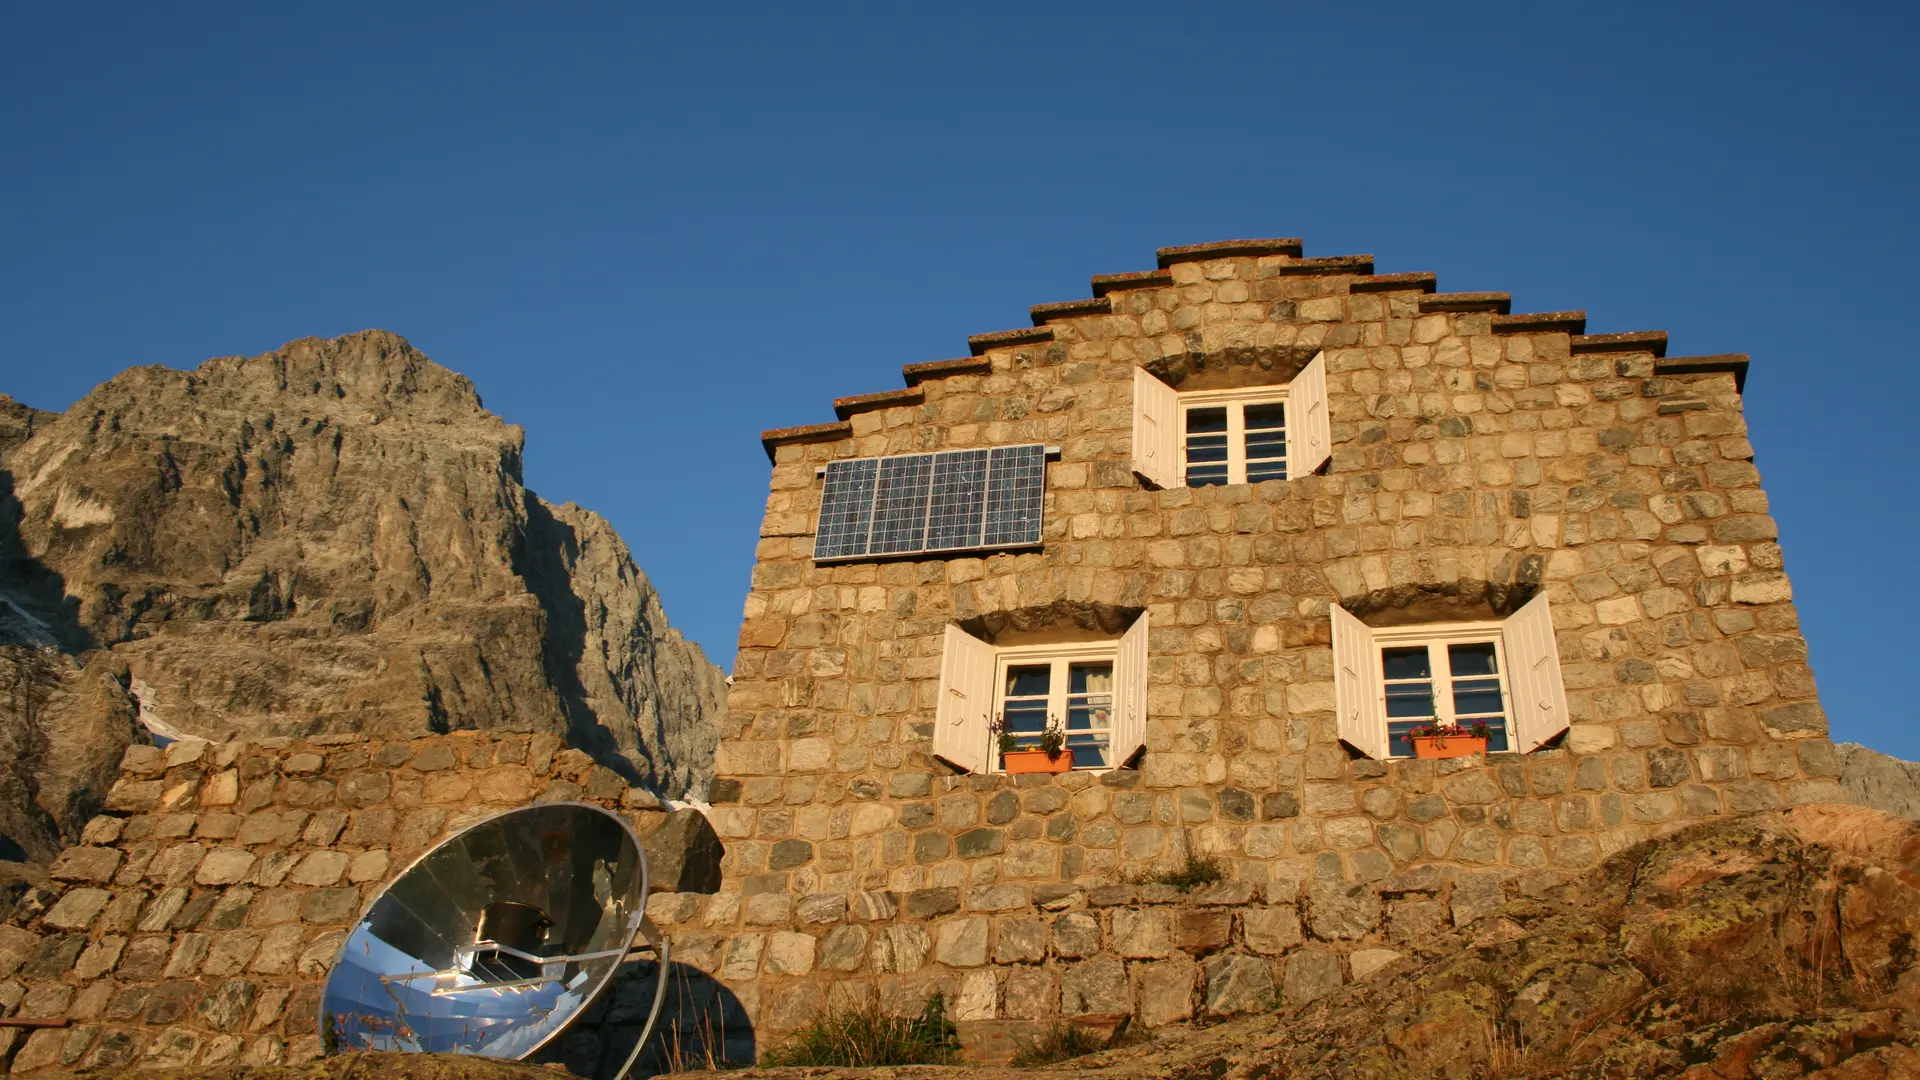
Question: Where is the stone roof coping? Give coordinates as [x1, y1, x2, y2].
[968, 326, 1055, 355]
[1155, 238, 1305, 266]
[1090, 269, 1173, 297]
[1656, 353, 1750, 392]
[1492, 310, 1587, 334]
[1029, 297, 1112, 325]
[1571, 330, 1669, 358]
[761, 421, 851, 461]
[1350, 272, 1438, 294]
[1272, 254, 1374, 276]
[833, 386, 925, 420]
[1420, 291, 1512, 314]
[902, 357, 994, 386]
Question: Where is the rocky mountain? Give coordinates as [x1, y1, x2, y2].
[0, 331, 724, 859]
[1836, 742, 1920, 820]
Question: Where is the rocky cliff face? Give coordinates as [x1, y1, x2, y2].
[0, 331, 723, 860]
[1838, 741, 1920, 819]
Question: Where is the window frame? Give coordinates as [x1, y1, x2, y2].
[1176, 384, 1293, 487]
[989, 640, 1119, 774]
[1372, 620, 1512, 758]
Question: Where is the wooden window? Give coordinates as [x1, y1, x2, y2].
[1331, 593, 1568, 759]
[933, 615, 1149, 774]
[1131, 354, 1330, 489]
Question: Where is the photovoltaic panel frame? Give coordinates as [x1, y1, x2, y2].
[812, 444, 1047, 561]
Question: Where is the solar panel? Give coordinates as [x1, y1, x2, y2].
[813, 457, 878, 560]
[869, 453, 936, 555]
[924, 449, 988, 551]
[813, 444, 1046, 562]
[984, 444, 1046, 547]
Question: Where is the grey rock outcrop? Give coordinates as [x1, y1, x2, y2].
[1837, 741, 1920, 818]
[0, 331, 724, 861]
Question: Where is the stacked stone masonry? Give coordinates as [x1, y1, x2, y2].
[0, 732, 674, 1075]
[718, 240, 1833, 1048]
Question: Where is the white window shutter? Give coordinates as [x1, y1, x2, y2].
[1501, 591, 1569, 753]
[1111, 612, 1150, 768]
[1131, 367, 1179, 489]
[1331, 603, 1386, 758]
[1292, 351, 1331, 476]
[934, 624, 995, 773]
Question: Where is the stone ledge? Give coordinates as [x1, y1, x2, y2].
[968, 326, 1054, 355]
[1350, 272, 1437, 294]
[1156, 238, 1304, 266]
[1656, 353, 1750, 392]
[832, 386, 924, 420]
[1492, 310, 1587, 335]
[1091, 269, 1173, 296]
[1029, 297, 1112, 325]
[902, 357, 994, 386]
[760, 421, 851, 461]
[1272, 255, 1374, 276]
[1572, 330, 1669, 357]
[1420, 292, 1512, 314]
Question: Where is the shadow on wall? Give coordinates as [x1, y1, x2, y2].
[534, 959, 756, 1079]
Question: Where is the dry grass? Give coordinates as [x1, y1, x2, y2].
[760, 992, 960, 1067]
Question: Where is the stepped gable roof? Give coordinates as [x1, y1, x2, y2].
[758, 238, 1734, 461]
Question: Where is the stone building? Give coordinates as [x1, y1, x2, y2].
[0, 237, 1843, 1072]
[697, 237, 1837, 1048]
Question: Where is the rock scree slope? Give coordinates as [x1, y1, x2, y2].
[0, 330, 724, 860]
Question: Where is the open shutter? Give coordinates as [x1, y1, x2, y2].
[1111, 612, 1150, 768]
[1131, 367, 1179, 489]
[1292, 352, 1331, 476]
[934, 624, 995, 773]
[1501, 591, 1569, 753]
[1331, 603, 1386, 758]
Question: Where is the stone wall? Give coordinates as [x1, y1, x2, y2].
[705, 240, 1835, 1049]
[0, 732, 676, 1075]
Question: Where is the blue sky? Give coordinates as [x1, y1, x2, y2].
[4, 5, 1917, 754]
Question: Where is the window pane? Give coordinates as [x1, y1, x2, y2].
[1388, 721, 1422, 759]
[1067, 733, 1110, 769]
[1185, 406, 1228, 433]
[1385, 682, 1435, 718]
[1005, 665, 1050, 697]
[1244, 402, 1285, 430]
[1067, 663, 1114, 732]
[1001, 700, 1048, 738]
[1069, 664, 1113, 695]
[1452, 686, 1505, 717]
[1186, 462, 1229, 486]
[1245, 458, 1288, 484]
[1381, 646, 1431, 681]
[1482, 721, 1510, 753]
[1185, 406, 1230, 487]
[1449, 642, 1499, 677]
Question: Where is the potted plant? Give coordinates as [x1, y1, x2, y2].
[1409, 721, 1491, 760]
[991, 716, 1073, 774]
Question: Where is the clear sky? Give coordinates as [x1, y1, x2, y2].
[4, 5, 1916, 754]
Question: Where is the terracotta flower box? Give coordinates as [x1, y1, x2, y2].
[1002, 749, 1073, 774]
[1411, 735, 1487, 760]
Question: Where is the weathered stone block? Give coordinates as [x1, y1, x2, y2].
[935, 916, 990, 967]
[1135, 956, 1198, 1026]
[1060, 957, 1130, 1015]
[1281, 948, 1343, 1005]
[1112, 909, 1173, 958]
[1205, 954, 1274, 1015]
[1306, 882, 1380, 940]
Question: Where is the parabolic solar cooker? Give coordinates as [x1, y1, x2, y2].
[319, 802, 670, 1076]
